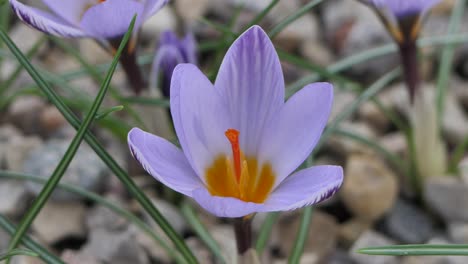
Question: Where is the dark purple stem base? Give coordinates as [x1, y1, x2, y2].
[109, 38, 147, 94]
[234, 217, 253, 255]
[398, 41, 420, 104]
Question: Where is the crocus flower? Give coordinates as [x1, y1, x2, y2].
[151, 30, 197, 97]
[9, 0, 168, 39]
[128, 26, 343, 218]
[9, 0, 169, 93]
[366, 0, 442, 42]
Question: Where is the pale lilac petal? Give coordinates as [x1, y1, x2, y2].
[264, 166, 343, 211]
[258, 83, 333, 186]
[9, 0, 86, 37]
[215, 25, 284, 157]
[170, 64, 231, 180]
[191, 188, 265, 218]
[371, 0, 442, 17]
[80, 0, 145, 38]
[128, 128, 203, 196]
[143, 0, 169, 20]
[41, 0, 95, 25]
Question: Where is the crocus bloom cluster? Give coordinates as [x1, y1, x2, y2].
[367, 0, 442, 42]
[128, 26, 343, 218]
[9, 0, 168, 39]
[151, 30, 197, 97]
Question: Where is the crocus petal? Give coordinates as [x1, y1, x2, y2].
[371, 0, 442, 17]
[181, 33, 197, 65]
[80, 0, 145, 38]
[170, 64, 231, 179]
[9, 0, 86, 37]
[128, 128, 203, 196]
[215, 25, 284, 157]
[264, 166, 343, 211]
[192, 188, 265, 218]
[41, 0, 95, 26]
[258, 83, 333, 186]
[143, 0, 169, 20]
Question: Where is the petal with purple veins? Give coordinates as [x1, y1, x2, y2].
[128, 128, 203, 196]
[80, 0, 145, 38]
[215, 26, 284, 157]
[170, 64, 231, 180]
[263, 166, 343, 211]
[258, 82, 333, 186]
[41, 0, 96, 26]
[9, 0, 86, 37]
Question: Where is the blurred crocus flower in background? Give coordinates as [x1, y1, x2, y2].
[9, 0, 169, 93]
[359, 0, 442, 102]
[128, 26, 343, 218]
[151, 30, 197, 97]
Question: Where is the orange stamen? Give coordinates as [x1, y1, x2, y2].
[225, 129, 241, 183]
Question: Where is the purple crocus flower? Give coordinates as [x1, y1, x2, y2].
[9, 0, 168, 39]
[367, 0, 442, 42]
[151, 30, 197, 97]
[128, 26, 343, 218]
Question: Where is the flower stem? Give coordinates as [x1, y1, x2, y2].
[234, 216, 253, 255]
[110, 38, 147, 94]
[398, 40, 420, 104]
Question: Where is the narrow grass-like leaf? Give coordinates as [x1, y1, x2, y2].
[269, 0, 322, 39]
[0, 249, 39, 261]
[0, 19, 197, 264]
[95, 105, 124, 120]
[0, 170, 186, 264]
[255, 212, 280, 255]
[181, 203, 226, 263]
[288, 207, 313, 264]
[119, 95, 170, 107]
[436, 0, 466, 122]
[0, 215, 64, 264]
[358, 244, 468, 256]
[6, 16, 138, 261]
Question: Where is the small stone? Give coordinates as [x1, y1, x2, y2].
[143, 198, 187, 234]
[39, 106, 67, 136]
[23, 139, 109, 201]
[300, 40, 334, 67]
[379, 133, 407, 157]
[339, 218, 372, 247]
[141, 7, 177, 41]
[327, 249, 355, 264]
[135, 231, 171, 263]
[4, 135, 42, 171]
[79, 39, 110, 65]
[175, 0, 210, 26]
[350, 230, 397, 264]
[0, 227, 10, 252]
[424, 176, 468, 222]
[0, 180, 29, 217]
[341, 154, 398, 222]
[32, 201, 86, 244]
[81, 227, 149, 264]
[448, 222, 468, 243]
[382, 199, 435, 243]
[441, 92, 468, 145]
[359, 102, 391, 133]
[330, 90, 357, 121]
[61, 250, 102, 264]
[86, 202, 128, 231]
[211, 225, 237, 264]
[7, 96, 46, 134]
[278, 211, 338, 261]
[328, 122, 378, 156]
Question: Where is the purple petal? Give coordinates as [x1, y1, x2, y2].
[143, 0, 169, 20]
[9, 0, 86, 37]
[41, 0, 93, 26]
[191, 188, 265, 218]
[215, 25, 284, 157]
[264, 166, 343, 211]
[258, 83, 333, 186]
[80, 0, 145, 38]
[371, 0, 442, 17]
[128, 128, 202, 196]
[170, 64, 231, 180]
